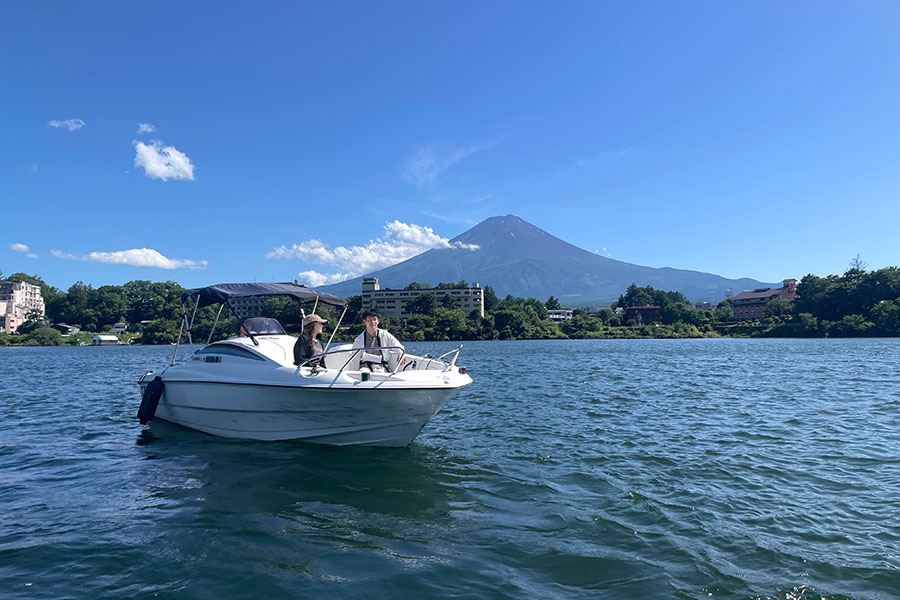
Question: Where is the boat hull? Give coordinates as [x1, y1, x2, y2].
[142, 379, 462, 447]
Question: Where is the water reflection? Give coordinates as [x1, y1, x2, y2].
[131, 420, 462, 524]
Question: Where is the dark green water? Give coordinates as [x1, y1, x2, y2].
[1, 339, 898, 599]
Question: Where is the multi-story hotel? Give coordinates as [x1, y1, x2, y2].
[0, 280, 45, 333]
[730, 279, 798, 320]
[360, 277, 484, 318]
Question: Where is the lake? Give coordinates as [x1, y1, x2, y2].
[1, 339, 898, 599]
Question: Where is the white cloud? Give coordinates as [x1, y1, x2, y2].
[133, 140, 195, 181]
[296, 270, 355, 287]
[400, 141, 493, 188]
[51, 247, 207, 269]
[137, 123, 156, 134]
[48, 118, 86, 132]
[10, 243, 29, 252]
[27, 253, 39, 259]
[267, 220, 479, 281]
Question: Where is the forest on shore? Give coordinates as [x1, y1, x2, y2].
[2, 263, 899, 346]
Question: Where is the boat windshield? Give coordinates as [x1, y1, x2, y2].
[239, 317, 286, 336]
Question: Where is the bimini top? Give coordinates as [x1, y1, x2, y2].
[182, 282, 346, 308]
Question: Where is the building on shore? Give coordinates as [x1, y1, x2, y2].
[360, 277, 485, 318]
[52, 323, 80, 335]
[547, 309, 573, 321]
[730, 279, 798, 320]
[0, 280, 45, 333]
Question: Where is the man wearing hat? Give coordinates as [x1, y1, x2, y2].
[294, 313, 327, 367]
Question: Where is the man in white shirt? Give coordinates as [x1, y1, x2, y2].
[352, 309, 404, 372]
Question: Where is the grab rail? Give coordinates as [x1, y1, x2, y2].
[296, 344, 462, 375]
[297, 345, 406, 374]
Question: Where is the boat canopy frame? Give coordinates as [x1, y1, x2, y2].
[171, 282, 347, 365]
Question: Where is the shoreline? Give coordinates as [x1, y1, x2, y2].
[4, 334, 898, 348]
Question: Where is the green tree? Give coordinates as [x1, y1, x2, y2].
[27, 327, 63, 346]
[89, 285, 127, 330]
[409, 293, 436, 315]
[545, 296, 561, 311]
[440, 294, 460, 309]
[714, 300, 733, 321]
[827, 314, 874, 337]
[433, 307, 467, 340]
[493, 309, 527, 339]
[140, 318, 180, 344]
[870, 300, 900, 336]
[764, 298, 793, 318]
[16, 319, 43, 335]
[483, 285, 499, 312]
[796, 313, 821, 336]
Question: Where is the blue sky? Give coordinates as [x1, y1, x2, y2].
[2, 1, 898, 292]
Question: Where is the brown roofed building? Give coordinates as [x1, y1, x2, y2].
[730, 279, 797, 320]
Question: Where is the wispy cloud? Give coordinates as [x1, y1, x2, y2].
[420, 210, 480, 228]
[27, 164, 38, 173]
[267, 220, 479, 284]
[51, 247, 207, 269]
[133, 140, 195, 181]
[400, 141, 494, 188]
[27, 253, 39, 259]
[48, 118, 86, 132]
[10, 243, 30, 252]
[137, 123, 156, 134]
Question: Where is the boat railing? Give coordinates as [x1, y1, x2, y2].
[298, 344, 463, 375]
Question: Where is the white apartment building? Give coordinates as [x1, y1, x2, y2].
[0, 280, 46, 333]
[360, 277, 485, 318]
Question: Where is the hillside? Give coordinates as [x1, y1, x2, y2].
[320, 215, 774, 304]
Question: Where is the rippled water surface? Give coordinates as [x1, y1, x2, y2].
[1, 339, 899, 599]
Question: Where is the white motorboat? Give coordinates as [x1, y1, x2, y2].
[137, 282, 472, 447]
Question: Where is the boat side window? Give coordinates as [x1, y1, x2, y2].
[196, 344, 266, 361]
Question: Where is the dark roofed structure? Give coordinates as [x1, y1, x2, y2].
[731, 279, 797, 320]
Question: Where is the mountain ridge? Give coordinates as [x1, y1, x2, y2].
[319, 215, 776, 304]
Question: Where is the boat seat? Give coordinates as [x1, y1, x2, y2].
[322, 343, 354, 370]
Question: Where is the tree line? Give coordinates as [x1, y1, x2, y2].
[2, 263, 899, 346]
[754, 265, 900, 337]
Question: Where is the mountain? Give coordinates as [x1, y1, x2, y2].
[319, 215, 776, 305]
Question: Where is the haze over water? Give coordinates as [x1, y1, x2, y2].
[1, 339, 898, 599]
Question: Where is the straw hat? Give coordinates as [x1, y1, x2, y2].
[303, 314, 327, 327]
